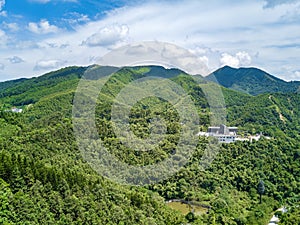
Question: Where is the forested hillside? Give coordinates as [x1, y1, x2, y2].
[206, 66, 300, 95]
[0, 65, 299, 224]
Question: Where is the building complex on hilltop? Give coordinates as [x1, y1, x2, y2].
[198, 124, 267, 143]
[207, 124, 238, 143]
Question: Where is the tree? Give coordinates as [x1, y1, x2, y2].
[257, 180, 265, 204]
[185, 211, 196, 222]
[0, 178, 14, 224]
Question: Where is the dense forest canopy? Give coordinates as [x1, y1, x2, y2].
[206, 65, 300, 96]
[0, 65, 299, 224]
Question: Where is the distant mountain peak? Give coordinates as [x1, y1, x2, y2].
[205, 66, 300, 95]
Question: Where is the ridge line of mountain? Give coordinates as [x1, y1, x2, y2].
[1, 64, 299, 96]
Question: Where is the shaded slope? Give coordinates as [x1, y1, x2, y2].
[206, 66, 300, 95]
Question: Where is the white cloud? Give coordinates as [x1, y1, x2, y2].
[83, 24, 129, 47]
[34, 59, 66, 70]
[198, 56, 209, 69]
[28, 19, 59, 34]
[220, 51, 252, 68]
[7, 56, 24, 64]
[288, 70, 300, 80]
[0, 29, 5, 37]
[3, 22, 19, 32]
[0, 63, 4, 70]
[37, 42, 69, 49]
[280, 4, 300, 23]
[1, 0, 300, 80]
[236, 51, 252, 66]
[0, 0, 6, 16]
[0, 29, 7, 46]
[220, 53, 240, 68]
[63, 12, 90, 26]
[98, 41, 210, 75]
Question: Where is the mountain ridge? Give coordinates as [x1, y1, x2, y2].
[205, 65, 300, 95]
[2, 64, 300, 97]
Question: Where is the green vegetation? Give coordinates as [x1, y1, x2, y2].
[0, 65, 299, 224]
[257, 180, 265, 204]
[279, 206, 300, 224]
[166, 201, 208, 215]
[206, 65, 300, 95]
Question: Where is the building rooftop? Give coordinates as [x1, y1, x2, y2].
[208, 124, 237, 135]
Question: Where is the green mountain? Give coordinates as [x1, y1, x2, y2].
[205, 65, 300, 95]
[0, 65, 300, 224]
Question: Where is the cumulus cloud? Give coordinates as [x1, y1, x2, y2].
[288, 70, 300, 80]
[220, 53, 240, 68]
[220, 51, 252, 68]
[98, 41, 210, 75]
[7, 56, 24, 64]
[198, 56, 209, 68]
[1, 1, 300, 80]
[83, 24, 129, 47]
[34, 59, 65, 70]
[236, 51, 252, 65]
[28, 19, 59, 34]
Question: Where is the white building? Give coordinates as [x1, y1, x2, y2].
[11, 107, 23, 113]
[207, 124, 238, 143]
[198, 125, 268, 143]
[197, 124, 238, 143]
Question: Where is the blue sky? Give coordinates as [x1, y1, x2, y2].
[0, 0, 300, 81]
